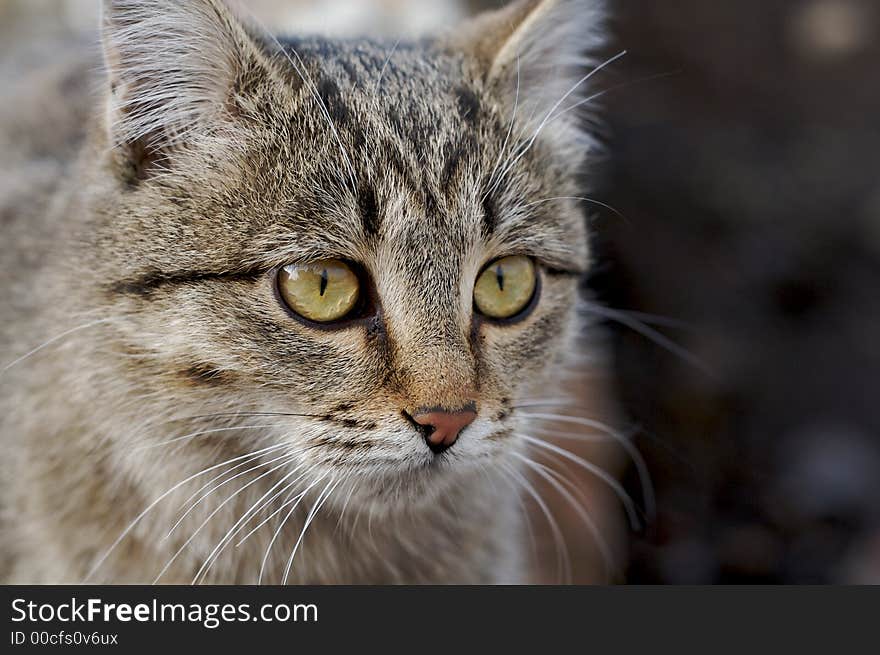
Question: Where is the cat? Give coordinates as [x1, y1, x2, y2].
[0, 0, 612, 584]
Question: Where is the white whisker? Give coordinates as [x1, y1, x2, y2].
[489, 50, 626, 196]
[133, 424, 280, 451]
[484, 53, 521, 198]
[518, 433, 641, 529]
[373, 37, 400, 96]
[547, 70, 680, 127]
[518, 412, 656, 521]
[521, 195, 629, 224]
[83, 442, 288, 582]
[168, 447, 287, 529]
[190, 460, 322, 585]
[156, 452, 298, 584]
[258, 471, 329, 585]
[234, 464, 325, 548]
[332, 474, 358, 536]
[1, 318, 115, 375]
[483, 462, 539, 574]
[281, 477, 339, 584]
[582, 301, 711, 375]
[502, 461, 571, 584]
[163, 448, 298, 541]
[514, 452, 615, 580]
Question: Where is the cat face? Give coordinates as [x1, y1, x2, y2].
[90, 0, 604, 507]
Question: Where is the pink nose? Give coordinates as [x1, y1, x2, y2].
[412, 408, 477, 454]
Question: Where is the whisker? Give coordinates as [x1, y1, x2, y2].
[167, 447, 286, 527]
[281, 477, 339, 584]
[83, 442, 288, 582]
[133, 424, 280, 451]
[502, 461, 571, 584]
[518, 434, 641, 529]
[514, 401, 630, 427]
[372, 37, 400, 96]
[234, 464, 325, 548]
[527, 424, 618, 445]
[167, 411, 324, 423]
[516, 400, 684, 461]
[190, 461, 322, 585]
[155, 452, 298, 584]
[332, 474, 359, 537]
[517, 411, 656, 522]
[514, 452, 615, 581]
[484, 53, 521, 198]
[489, 50, 627, 196]
[163, 444, 300, 541]
[582, 301, 712, 376]
[521, 195, 630, 225]
[515, 407, 640, 443]
[597, 308, 695, 331]
[1, 317, 115, 375]
[484, 461, 539, 575]
[258, 471, 329, 585]
[163, 449, 299, 541]
[547, 69, 681, 127]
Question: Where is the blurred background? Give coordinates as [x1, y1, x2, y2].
[2, 0, 878, 583]
[595, 0, 880, 584]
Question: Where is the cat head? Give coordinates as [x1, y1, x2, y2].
[88, 0, 606, 506]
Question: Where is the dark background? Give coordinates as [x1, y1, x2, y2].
[583, 0, 880, 583]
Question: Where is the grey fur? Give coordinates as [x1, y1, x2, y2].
[0, 0, 604, 583]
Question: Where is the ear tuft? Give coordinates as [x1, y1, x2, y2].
[101, 0, 264, 154]
[450, 0, 608, 146]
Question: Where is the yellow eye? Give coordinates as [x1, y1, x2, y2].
[278, 259, 360, 323]
[473, 255, 537, 320]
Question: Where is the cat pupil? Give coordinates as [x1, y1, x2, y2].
[319, 269, 329, 297]
[496, 265, 505, 292]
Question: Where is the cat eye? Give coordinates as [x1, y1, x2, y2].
[473, 255, 538, 321]
[277, 259, 361, 323]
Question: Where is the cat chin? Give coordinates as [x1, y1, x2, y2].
[324, 445, 515, 516]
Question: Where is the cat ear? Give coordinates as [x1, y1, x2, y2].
[450, 0, 607, 142]
[101, 0, 270, 162]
